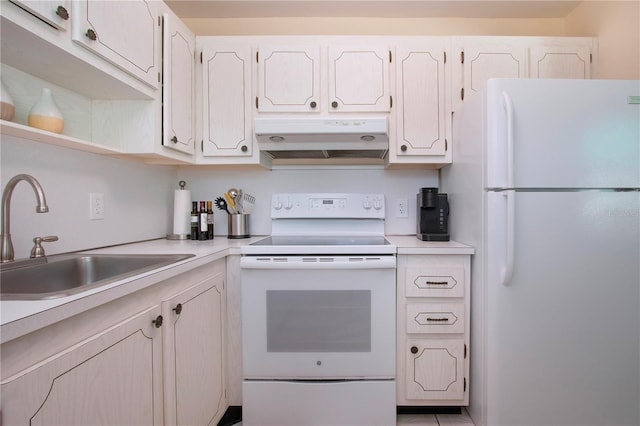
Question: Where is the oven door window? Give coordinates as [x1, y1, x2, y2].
[267, 290, 371, 353]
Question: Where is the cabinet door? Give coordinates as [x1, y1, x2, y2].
[329, 45, 391, 112]
[71, 0, 159, 88]
[162, 12, 195, 155]
[9, 0, 70, 30]
[257, 46, 320, 113]
[529, 46, 591, 79]
[406, 339, 465, 401]
[455, 41, 526, 109]
[202, 45, 253, 157]
[162, 273, 226, 426]
[395, 44, 447, 157]
[0, 305, 163, 425]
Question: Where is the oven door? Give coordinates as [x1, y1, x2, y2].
[240, 255, 396, 380]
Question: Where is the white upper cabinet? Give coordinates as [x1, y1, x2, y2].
[529, 45, 591, 79]
[162, 12, 195, 155]
[392, 41, 449, 163]
[9, 0, 70, 30]
[257, 46, 320, 113]
[71, 0, 159, 89]
[256, 41, 391, 114]
[328, 45, 391, 112]
[452, 36, 594, 110]
[201, 43, 254, 160]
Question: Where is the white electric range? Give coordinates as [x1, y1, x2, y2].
[240, 193, 397, 426]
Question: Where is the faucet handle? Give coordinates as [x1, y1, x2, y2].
[30, 235, 59, 259]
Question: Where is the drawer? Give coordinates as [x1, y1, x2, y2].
[405, 266, 465, 298]
[406, 303, 464, 334]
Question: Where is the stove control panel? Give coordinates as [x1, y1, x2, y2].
[271, 193, 385, 219]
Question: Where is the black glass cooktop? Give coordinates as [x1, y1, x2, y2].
[250, 236, 391, 246]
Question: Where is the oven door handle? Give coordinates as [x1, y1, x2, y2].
[240, 256, 396, 270]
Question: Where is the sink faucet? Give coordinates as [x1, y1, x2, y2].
[1, 174, 50, 263]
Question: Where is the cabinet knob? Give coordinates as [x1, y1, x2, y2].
[173, 303, 183, 315]
[171, 136, 178, 144]
[152, 315, 163, 328]
[85, 29, 97, 41]
[241, 145, 248, 153]
[401, 145, 408, 152]
[56, 5, 69, 20]
[331, 101, 338, 108]
[410, 346, 419, 354]
[310, 101, 317, 109]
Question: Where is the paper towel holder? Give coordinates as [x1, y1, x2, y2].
[167, 180, 191, 240]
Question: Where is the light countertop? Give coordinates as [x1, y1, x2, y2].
[1, 235, 473, 343]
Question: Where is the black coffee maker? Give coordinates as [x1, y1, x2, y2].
[416, 187, 450, 241]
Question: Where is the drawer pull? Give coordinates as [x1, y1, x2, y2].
[426, 317, 449, 322]
[426, 281, 448, 285]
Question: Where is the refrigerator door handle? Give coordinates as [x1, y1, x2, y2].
[501, 190, 516, 286]
[502, 91, 515, 188]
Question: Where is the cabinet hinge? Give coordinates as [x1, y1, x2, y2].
[256, 97, 259, 109]
[444, 51, 447, 64]
[464, 378, 467, 392]
[460, 51, 464, 64]
[389, 50, 392, 63]
[461, 87, 465, 101]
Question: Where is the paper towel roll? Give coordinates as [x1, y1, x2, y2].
[172, 189, 191, 236]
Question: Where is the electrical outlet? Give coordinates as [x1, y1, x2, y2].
[396, 198, 408, 218]
[89, 193, 105, 220]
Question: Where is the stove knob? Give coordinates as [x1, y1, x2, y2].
[363, 200, 372, 210]
[284, 200, 293, 210]
[373, 199, 383, 210]
[273, 199, 283, 210]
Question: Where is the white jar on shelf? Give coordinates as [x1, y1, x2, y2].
[1, 80, 16, 122]
[28, 88, 64, 133]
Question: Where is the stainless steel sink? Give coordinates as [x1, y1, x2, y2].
[0, 253, 195, 300]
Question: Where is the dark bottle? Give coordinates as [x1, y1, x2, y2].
[199, 201, 208, 240]
[190, 201, 199, 240]
[206, 201, 214, 239]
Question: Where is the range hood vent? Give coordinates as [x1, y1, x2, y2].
[255, 117, 389, 164]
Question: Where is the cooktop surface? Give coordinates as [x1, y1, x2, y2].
[250, 236, 391, 247]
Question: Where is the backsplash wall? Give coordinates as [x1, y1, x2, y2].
[178, 166, 438, 236]
[1, 136, 177, 258]
[1, 136, 438, 260]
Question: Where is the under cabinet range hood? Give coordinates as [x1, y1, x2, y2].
[255, 117, 389, 163]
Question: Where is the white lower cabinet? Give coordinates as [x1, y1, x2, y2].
[0, 305, 164, 425]
[162, 271, 227, 426]
[0, 260, 227, 426]
[397, 254, 471, 406]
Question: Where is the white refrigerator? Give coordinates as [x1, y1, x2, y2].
[441, 79, 640, 426]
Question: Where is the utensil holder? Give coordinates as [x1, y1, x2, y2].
[228, 214, 250, 239]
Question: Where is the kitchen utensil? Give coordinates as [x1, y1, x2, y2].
[214, 197, 230, 214]
[236, 189, 244, 214]
[227, 188, 239, 200]
[242, 192, 256, 213]
[224, 192, 237, 213]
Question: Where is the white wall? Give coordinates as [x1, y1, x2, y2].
[0, 136, 178, 259]
[177, 166, 438, 236]
[565, 1, 640, 79]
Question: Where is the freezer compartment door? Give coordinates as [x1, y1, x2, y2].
[485, 190, 640, 426]
[485, 79, 640, 189]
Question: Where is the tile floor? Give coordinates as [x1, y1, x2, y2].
[397, 409, 475, 425]
[232, 409, 475, 426]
